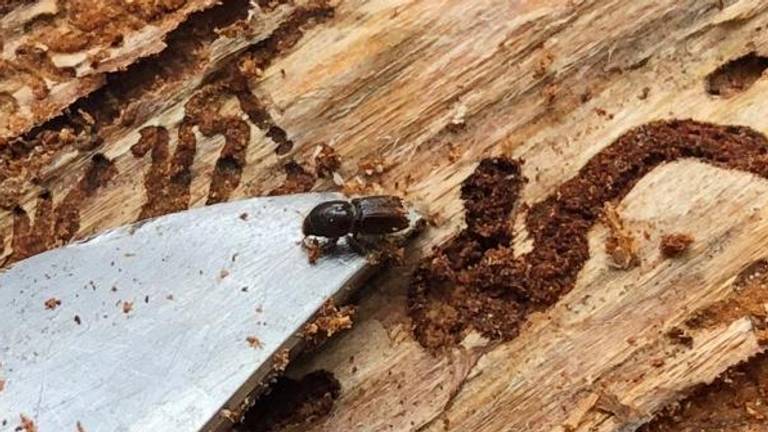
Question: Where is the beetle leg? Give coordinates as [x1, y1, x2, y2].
[347, 234, 366, 255]
[323, 237, 339, 250]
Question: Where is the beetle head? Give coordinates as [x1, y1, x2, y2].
[303, 201, 355, 238]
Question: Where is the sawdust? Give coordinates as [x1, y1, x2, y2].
[246, 336, 263, 349]
[131, 124, 196, 221]
[409, 157, 525, 347]
[18, 414, 36, 432]
[313, 144, 341, 179]
[409, 120, 768, 350]
[272, 348, 291, 373]
[44, 297, 61, 310]
[617, 259, 768, 432]
[660, 233, 694, 258]
[666, 327, 694, 349]
[0, 0, 335, 254]
[602, 203, 639, 269]
[206, 118, 250, 205]
[122, 301, 133, 314]
[0, 0, 214, 138]
[358, 156, 387, 178]
[301, 300, 356, 347]
[302, 238, 325, 265]
[236, 370, 341, 432]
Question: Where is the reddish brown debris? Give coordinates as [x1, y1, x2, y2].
[602, 203, 639, 269]
[302, 238, 325, 265]
[302, 300, 356, 347]
[44, 297, 61, 310]
[131, 125, 195, 221]
[18, 414, 37, 432]
[268, 161, 316, 196]
[246, 336, 263, 349]
[358, 156, 387, 178]
[685, 259, 768, 332]
[122, 301, 134, 314]
[8, 154, 116, 264]
[409, 120, 768, 349]
[666, 327, 694, 349]
[660, 233, 694, 258]
[640, 258, 768, 429]
[272, 348, 291, 373]
[409, 156, 526, 348]
[314, 144, 341, 179]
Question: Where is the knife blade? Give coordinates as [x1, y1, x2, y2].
[0, 192, 422, 432]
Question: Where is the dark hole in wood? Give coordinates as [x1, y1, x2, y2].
[706, 52, 768, 98]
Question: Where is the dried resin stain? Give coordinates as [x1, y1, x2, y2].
[409, 120, 768, 349]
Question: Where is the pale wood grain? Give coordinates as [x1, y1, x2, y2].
[4, 1, 768, 431]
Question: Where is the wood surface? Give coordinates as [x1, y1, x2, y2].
[4, 0, 768, 431]
[0, 0, 221, 140]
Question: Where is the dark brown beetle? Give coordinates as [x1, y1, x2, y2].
[303, 195, 409, 241]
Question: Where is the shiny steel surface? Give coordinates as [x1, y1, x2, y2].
[0, 193, 397, 431]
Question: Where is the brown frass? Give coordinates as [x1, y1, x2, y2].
[660, 233, 694, 258]
[314, 144, 341, 179]
[409, 119, 768, 349]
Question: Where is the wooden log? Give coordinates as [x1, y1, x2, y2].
[3, 0, 768, 431]
[0, 0, 236, 140]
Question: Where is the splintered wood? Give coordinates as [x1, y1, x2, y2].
[0, 0, 220, 140]
[4, 0, 768, 431]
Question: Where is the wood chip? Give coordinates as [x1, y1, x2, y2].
[19, 414, 37, 432]
[44, 297, 61, 310]
[246, 336, 263, 349]
[122, 301, 134, 314]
